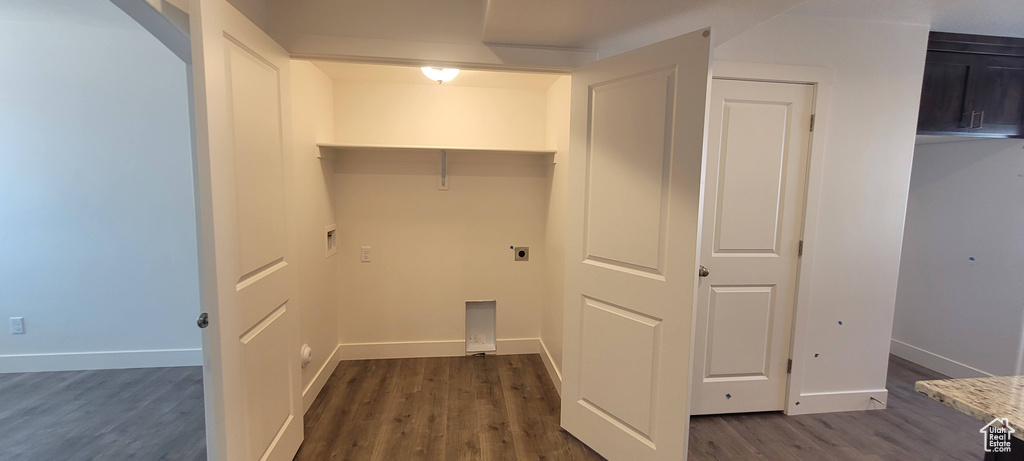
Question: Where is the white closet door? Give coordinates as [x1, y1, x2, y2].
[560, 28, 712, 461]
[691, 79, 814, 415]
[189, 1, 303, 460]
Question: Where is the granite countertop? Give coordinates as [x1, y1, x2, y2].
[916, 375, 1024, 440]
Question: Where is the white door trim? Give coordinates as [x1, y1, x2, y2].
[706, 61, 833, 415]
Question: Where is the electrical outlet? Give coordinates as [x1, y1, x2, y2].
[360, 246, 372, 262]
[10, 317, 25, 335]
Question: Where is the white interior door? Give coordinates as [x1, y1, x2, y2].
[560, 29, 711, 461]
[189, 1, 303, 460]
[690, 79, 814, 415]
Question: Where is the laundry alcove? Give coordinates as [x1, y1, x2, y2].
[294, 60, 571, 366]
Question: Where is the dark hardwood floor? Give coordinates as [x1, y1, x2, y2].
[688, 355, 981, 461]
[295, 354, 603, 460]
[0, 366, 206, 461]
[302, 354, 982, 461]
[0, 354, 982, 461]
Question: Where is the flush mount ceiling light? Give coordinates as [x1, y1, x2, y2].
[421, 66, 460, 84]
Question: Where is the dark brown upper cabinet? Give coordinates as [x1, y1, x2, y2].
[918, 32, 1024, 138]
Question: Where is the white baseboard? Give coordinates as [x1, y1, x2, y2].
[496, 338, 541, 355]
[890, 338, 991, 379]
[787, 389, 889, 415]
[302, 343, 342, 412]
[539, 338, 562, 395]
[0, 348, 203, 373]
[339, 338, 541, 361]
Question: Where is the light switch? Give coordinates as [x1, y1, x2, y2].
[360, 246, 372, 262]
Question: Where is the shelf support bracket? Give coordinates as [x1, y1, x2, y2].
[438, 149, 449, 191]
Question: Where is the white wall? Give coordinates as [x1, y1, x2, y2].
[714, 14, 929, 410]
[289, 61, 341, 408]
[892, 139, 1024, 378]
[333, 80, 548, 150]
[0, 0, 199, 372]
[330, 77, 560, 357]
[541, 76, 571, 389]
[333, 150, 550, 352]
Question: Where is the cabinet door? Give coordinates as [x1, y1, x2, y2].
[917, 51, 973, 134]
[965, 55, 1024, 137]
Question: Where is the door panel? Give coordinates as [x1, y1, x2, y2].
[241, 304, 295, 459]
[706, 286, 774, 378]
[225, 39, 288, 277]
[715, 101, 789, 254]
[585, 70, 674, 275]
[692, 79, 813, 415]
[562, 28, 711, 461]
[579, 296, 661, 439]
[190, 1, 303, 460]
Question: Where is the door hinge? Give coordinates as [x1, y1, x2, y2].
[787, 359, 793, 373]
[798, 240, 804, 257]
[810, 114, 816, 132]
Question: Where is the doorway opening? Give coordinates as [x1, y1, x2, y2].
[0, 0, 206, 459]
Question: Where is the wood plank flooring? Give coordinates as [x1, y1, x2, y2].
[0, 366, 206, 461]
[0, 354, 983, 461]
[295, 354, 603, 461]
[688, 355, 982, 461]
[303, 354, 982, 461]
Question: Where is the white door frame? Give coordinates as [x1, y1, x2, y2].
[701, 61, 833, 416]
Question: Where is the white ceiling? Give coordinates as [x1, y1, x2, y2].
[311, 61, 563, 89]
[261, 0, 802, 55]
[481, 0, 796, 49]
[790, 0, 1024, 39]
[266, 0, 488, 46]
[257, 0, 1024, 58]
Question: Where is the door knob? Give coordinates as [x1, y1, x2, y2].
[699, 265, 710, 277]
[197, 313, 209, 329]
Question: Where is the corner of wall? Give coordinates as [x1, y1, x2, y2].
[540, 74, 571, 382]
[290, 60, 342, 402]
[302, 343, 341, 412]
[539, 337, 562, 394]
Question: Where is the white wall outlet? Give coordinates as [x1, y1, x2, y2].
[10, 317, 25, 335]
[360, 246, 372, 262]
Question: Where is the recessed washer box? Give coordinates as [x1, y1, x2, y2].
[325, 224, 338, 257]
[466, 300, 496, 354]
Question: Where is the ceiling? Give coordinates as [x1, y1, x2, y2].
[255, 0, 1024, 58]
[790, 0, 1024, 39]
[311, 61, 563, 89]
[480, 0, 796, 49]
[261, 0, 801, 55]
[266, 0, 488, 46]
